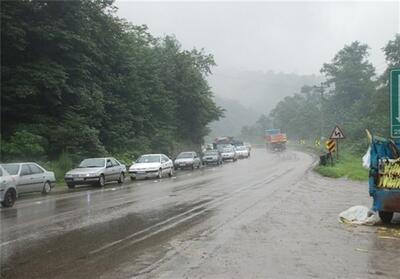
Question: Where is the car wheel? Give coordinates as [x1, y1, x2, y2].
[379, 211, 393, 224]
[67, 183, 75, 189]
[130, 176, 136, 181]
[197, 162, 201, 169]
[1, 189, 16, 208]
[98, 175, 105, 187]
[42, 181, 51, 194]
[157, 169, 162, 179]
[169, 168, 173, 177]
[118, 172, 125, 184]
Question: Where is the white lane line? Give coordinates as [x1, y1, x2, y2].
[150, 196, 169, 203]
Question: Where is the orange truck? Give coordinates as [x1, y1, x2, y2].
[265, 129, 287, 152]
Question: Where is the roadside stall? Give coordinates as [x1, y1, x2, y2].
[369, 135, 400, 223]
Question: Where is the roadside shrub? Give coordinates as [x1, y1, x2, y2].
[1, 130, 47, 161]
[42, 152, 73, 184]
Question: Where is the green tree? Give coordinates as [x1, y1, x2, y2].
[1, 1, 222, 162]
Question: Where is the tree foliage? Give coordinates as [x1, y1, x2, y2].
[244, 35, 399, 148]
[1, 0, 223, 161]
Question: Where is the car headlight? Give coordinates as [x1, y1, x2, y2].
[65, 173, 72, 178]
[84, 173, 97, 177]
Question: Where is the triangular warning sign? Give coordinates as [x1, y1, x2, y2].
[329, 125, 345, 139]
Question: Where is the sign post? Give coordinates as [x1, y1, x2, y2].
[329, 125, 345, 160]
[390, 69, 400, 138]
[326, 139, 336, 165]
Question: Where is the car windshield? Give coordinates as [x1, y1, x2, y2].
[1, 163, 20, 175]
[205, 150, 218, 155]
[177, 152, 193, 159]
[236, 146, 246, 150]
[79, 158, 105, 168]
[137, 155, 160, 163]
[223, 147, 233, 152]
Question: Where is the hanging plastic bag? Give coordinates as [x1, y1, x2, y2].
[362, 147, 371, 169]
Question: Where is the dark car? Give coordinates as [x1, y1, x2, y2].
[174, 152, 202, 170]
[202, 150, 223, 165]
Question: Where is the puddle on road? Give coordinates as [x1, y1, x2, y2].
[1, 199, 214, 279]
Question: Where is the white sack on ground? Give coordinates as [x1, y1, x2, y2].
[338, 205, 380, 225]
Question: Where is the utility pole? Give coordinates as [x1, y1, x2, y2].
[313, 84, 325, 140]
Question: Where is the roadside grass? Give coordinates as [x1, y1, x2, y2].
[290, 142, 369, 181]
[41, 152, 73, 187]
[314, 152, 369, 181]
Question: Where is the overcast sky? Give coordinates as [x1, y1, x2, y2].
[115, 1, 399, 75]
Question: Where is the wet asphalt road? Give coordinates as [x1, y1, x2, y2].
[1, 148, 400, 278]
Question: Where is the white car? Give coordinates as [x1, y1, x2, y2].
[129, 154, 174, 180]
[236, 145, 250, 158]
[2, 162, 56, 195]
[0, 165, 17, 207]
[221, 145, 238, 161]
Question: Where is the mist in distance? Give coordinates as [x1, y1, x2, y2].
[116, 1, 399, 136]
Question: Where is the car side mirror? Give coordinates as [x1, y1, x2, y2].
[106, 162, 112, 168]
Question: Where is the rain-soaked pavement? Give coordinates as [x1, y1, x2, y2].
[1, 149, 400, 278]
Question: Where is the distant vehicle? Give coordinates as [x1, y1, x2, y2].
[244, 142, 252, 151]
[236, 145, 250, 158]
[174, 152, 201, 170]
[2, 162, 56, 195]
[202, 150, 223, 165]
[205, 144, 214, 150]
[65, 157, 126, 188]
[265, 129, 287, 152]
[221, 145, 238, 161]
[129, 154, 173, 180]
[213, 136, 233, 149]
[0, 165, 17, 208]
[231, 139, 244, 147]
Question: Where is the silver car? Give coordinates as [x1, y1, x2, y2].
[1, 162, 56, 195]
[202, 150, 223, 165]
[221, 145, 238, 161]
[64, 157, 126, 188]
[174, 152, 202, 170]
[235, 145, 250, 158]
[0, 165, 17, 208]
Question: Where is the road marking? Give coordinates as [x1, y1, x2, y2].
[150, 196, 169, 203]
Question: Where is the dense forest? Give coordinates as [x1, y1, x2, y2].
[241, 35, 400, 150]
[1, 0, 223, 162]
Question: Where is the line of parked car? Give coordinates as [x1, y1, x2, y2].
[0, 144, 251, 208]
